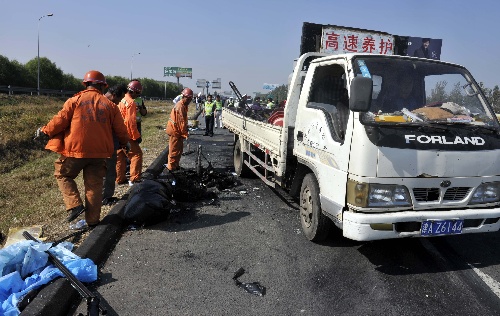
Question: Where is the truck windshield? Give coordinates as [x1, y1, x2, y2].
[354, 56, 499, 128]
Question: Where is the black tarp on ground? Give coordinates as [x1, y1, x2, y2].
[124, 179, 173, 225]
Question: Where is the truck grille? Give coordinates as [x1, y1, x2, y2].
[443, 187, 471, 201]
[413, 187, 472, 202]
[413, 188, 440, 202]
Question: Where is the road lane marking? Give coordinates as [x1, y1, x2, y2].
[466, 263, 500, 298]
[421, 238, 500, 299]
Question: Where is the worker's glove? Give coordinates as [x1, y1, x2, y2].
[136, 137, 142, 144]
[121, 142, 131, 154]
[34, 127, 49, 143]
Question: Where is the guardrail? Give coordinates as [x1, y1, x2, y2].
[0, 85, 77, 96]
[0, 85, 176, 101]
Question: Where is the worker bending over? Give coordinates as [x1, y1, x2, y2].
[166, 88, 193, 170]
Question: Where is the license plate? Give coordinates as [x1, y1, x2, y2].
[421, 219, 463, 236]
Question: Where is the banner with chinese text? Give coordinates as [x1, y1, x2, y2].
[321, 27, 395, 55]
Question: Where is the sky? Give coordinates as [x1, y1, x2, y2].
[1, 0, 500, 96]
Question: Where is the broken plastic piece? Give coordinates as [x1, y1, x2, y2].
[240, 281, 266, 296]
[69, 219, 87, 230]
[232, 267, 266, 296]
[233, 267, 245, 280]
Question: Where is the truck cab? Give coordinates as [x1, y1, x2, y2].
[294, 53, 500, 241]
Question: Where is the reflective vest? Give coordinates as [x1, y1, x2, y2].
[215, 100, 223, 111]
[267, 101, 275, 109]
[135, 97, 144, 121]
[204, 101, 215, 116]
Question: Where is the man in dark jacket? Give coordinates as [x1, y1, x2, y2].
[413, 38, 431, 59]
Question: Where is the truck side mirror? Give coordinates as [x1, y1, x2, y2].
[349, 76, 373, 112]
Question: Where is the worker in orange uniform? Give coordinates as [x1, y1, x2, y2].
[36, 70, 129, 226]
[116, 80, 144, 185]
[166, 87, 193, 170]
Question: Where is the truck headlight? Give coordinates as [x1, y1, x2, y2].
[347, 180, 412, 208]
[469, 182, 500, 205]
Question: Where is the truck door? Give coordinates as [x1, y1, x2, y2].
[294, 60, 352, 221]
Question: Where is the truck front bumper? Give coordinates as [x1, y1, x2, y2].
[342, 208, 500, 241]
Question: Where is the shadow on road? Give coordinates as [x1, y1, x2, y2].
[148, 209, 251, 232]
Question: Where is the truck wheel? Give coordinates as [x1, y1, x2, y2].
[234, 140, 252, 177]
[300, 173, 331, 241]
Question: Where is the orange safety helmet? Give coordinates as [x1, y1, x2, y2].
[127, 80, 143, 94]
[82, 70, 108, 87]
[181, 88, 193, 98]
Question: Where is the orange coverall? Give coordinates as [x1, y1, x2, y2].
[42, 87, 129, 225]
[116, 93, 143, 183]
[166, 99, 189, 170]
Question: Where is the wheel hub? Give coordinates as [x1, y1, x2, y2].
[301, 187, 313, 228]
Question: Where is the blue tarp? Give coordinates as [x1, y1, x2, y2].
[0, 240, 97, 316]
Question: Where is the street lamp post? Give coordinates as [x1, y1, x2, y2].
[130, 52, 140, 80]
[37, 13, 53, 96]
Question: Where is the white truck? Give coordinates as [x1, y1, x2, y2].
[222, 52, 500, 241]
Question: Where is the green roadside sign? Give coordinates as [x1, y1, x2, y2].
[164, 67, 192, 78]
[164, 67, 178, 77]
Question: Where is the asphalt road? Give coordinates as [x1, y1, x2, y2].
[72, 127, 500, 316]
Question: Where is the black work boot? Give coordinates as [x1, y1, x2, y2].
[66, 205, 86, 222]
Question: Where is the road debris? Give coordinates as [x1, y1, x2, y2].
[124, 149, 241, 226]
[69, 219, 87, 230]
[0, 237, 98, 315]
[232, 267, 266, 296]
[2, 226, 44, 249]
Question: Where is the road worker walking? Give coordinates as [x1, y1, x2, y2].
[36, 70, 129, 226]
[116, 80, 144, 185]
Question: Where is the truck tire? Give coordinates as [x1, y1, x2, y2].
[234, 140, 252, 177]
[300, 173, 331, 241]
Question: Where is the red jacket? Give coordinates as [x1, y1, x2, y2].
[119, 93, 141, 140]
[166, 100, 189, 138]
[42, 88, 129, 158]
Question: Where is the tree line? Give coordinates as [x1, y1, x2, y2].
[428, 81, 500, 113]
[0, 55, 182, 99]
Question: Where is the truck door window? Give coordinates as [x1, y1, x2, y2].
[307, 64, 349, 142]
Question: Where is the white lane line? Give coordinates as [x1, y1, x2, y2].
[420, 239, 500, 299]
[466, 263, 500, 298]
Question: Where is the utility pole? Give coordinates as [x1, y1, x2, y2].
[130, 52, 140, 80]
[37, 13, 53, 95]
